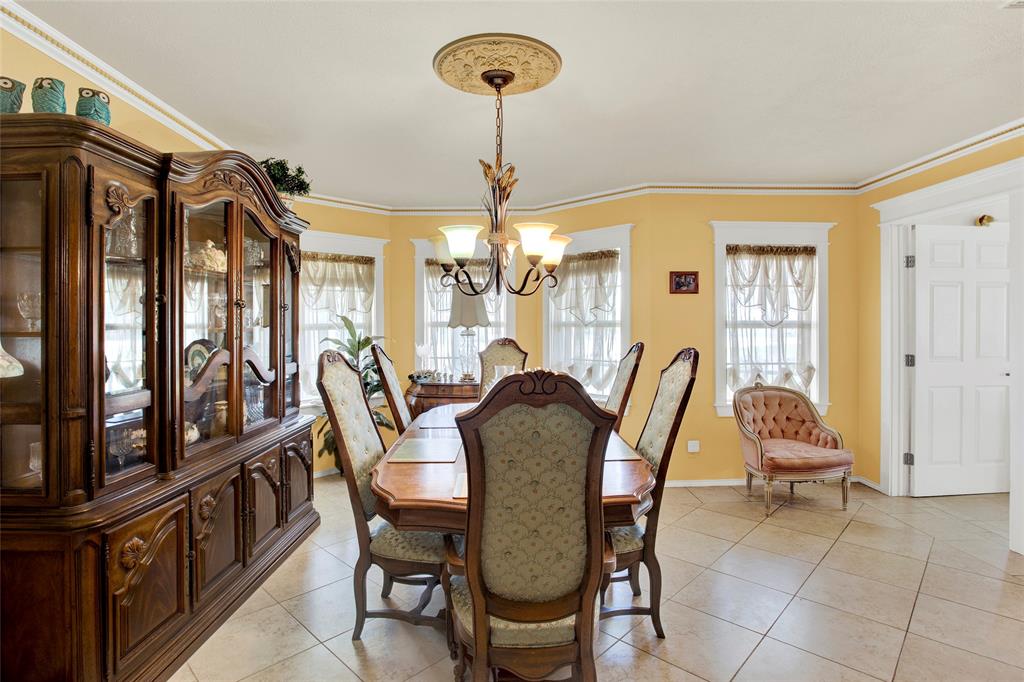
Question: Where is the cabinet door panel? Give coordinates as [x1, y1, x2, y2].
[244, 448, 283, 561]
[191, 467, 243, 606]
[283, 435, 313, 523]
[104, 494, 189, 677]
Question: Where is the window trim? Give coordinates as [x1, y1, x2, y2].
[411, 238, 516, 369]
[542, 223, 633, 400]
[711, 221, 834, 417]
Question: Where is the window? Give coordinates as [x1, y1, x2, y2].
[544, 224, 632, 398]
[298, 231, 387, 406]
[412, 239, 515, 377]
[712, 221, 833, 416]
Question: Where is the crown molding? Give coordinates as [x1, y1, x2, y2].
[1, 0, 228, 151]
[4, 1, 1020, 216]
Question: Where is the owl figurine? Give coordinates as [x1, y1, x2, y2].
[0, 77, 26, 113]
[31, 77, 65, 113]
[76, 87, 111, 125]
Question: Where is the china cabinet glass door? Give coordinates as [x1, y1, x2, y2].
[182, 201, 233, 450]
[241, 212, 276, 430]
[282, 242, 299, 415]
[102, 194, 155, 481]
[0, 178, 45, 491]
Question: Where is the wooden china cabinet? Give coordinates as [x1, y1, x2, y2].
[0, 115, 318, 681]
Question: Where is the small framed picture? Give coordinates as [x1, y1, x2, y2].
[669, 271, 699, 294]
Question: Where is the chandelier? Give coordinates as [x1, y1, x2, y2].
[431, 33, 570, 297]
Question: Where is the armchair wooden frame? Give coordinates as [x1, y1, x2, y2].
[445, 370, 616, 682]
[477, 337, 528, 398]
[316, 350, 445, 640]
[605, 341, 644, 432]
[733, 383, 851, 516]
[371, 343, 412, 434]
[600, 348, 699, 638]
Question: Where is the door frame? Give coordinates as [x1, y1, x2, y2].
[874, 157, 1024, 552]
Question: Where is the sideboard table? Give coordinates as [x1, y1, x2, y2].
[404, 381, 480, 418]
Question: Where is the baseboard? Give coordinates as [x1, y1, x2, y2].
[665, 478, 748, 488]
[851, 475, 885, 493]
[314, 467, 341, 479]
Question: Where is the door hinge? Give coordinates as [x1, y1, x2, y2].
[905, 354, 916, 367]
[903, 452, 915, 466]
[186, 549, 196, 561]
[904, 255, 916, 268]
[88, 439, 97, 489]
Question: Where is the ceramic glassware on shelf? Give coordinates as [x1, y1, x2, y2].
[75, 87, 111, 125]
[31, 77, 65, 113]
[0, 77, 26, 113]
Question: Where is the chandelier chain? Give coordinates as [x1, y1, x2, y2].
[494, 85, 503, 170]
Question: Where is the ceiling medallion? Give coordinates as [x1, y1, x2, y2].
[432, 33, 562, 96]
[431, 34, 568, 298]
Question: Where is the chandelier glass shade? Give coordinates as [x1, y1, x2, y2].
[432, 34, 568, 297]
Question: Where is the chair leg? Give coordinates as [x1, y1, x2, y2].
[599, 571, 611, 606]
[381, 572, 394, 599]
[644, 552, 665, 638]
[746, 471, 753, 493]
[470, 656, 489, 682]
[628, 564, 641, 597]
[789, 481, 795, 496]
[352, 557, 370, 640]
[453, 642, 466, 681]
[764, 477, 774, 517]
[842, 472, 850, 510]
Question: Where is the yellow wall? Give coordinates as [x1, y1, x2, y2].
[5, 29, 1022, 482]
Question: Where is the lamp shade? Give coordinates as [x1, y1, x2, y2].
[430, 234, 454, 265]
[448, 286, 491, 328]
[439, 224, 483, 264]
[541, 234, 571, 268]
[504, 239, 520, 262]
[513, 222, 557, 262]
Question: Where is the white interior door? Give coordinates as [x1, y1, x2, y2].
[911, 222, 1011, 496]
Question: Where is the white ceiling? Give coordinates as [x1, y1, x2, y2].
[23, 1, 1024, 207]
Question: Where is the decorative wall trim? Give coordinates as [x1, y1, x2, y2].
[1, 1, 228, 151]
[4, 2, 1020, 217]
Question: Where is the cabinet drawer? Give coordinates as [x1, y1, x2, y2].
[191, 467, 244, 607]
[243, 447, 284, 562]
[283, 434, 313, 524]
[104, 494, 189, 679]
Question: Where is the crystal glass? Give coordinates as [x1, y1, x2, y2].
[16, 292, 41, 331]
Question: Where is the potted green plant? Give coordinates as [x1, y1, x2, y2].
[258, 157, 311, 208]
[315, 315, 394, 475]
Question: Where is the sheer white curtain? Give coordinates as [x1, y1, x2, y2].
[299, 252, 375, 403]
[421, 259, 506, 375]
[725, 244, 818, 398]
[104, 264, 146, 394]
[547, 249, 622, 395]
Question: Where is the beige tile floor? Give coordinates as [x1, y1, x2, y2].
[170, 478, 1024, 682]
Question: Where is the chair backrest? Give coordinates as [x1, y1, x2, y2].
[732, 383, 840, 448]
[455, 370, 614, 646]
[636, 348, 699, 482]
[316, 350, 386, 536]
[477, 337, 528, 396]
[604, 342, 644, 431]
[371, 344, 412, 434]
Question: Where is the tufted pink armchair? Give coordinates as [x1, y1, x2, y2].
[733, 383, 853, 515]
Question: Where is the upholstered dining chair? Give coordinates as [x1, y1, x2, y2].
[316, 350, 447, 640]
[601, 348, 698, 638]
[443, 370, 617, 682]
[603, 342, 644, 432]
[477, 337, 527, 397]
[732, 383, 853, 515]
[371, 343, 413, 434]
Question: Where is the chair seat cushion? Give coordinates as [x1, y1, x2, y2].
[449, 576, 577, 649]
[761, 438, 853, 474]
[369, 521, 446, 563]
[609, 524, 645, 554]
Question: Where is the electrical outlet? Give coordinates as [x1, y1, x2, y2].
[687, 440, 700, 453]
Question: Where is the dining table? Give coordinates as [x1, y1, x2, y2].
[371, 403, 657, 533]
